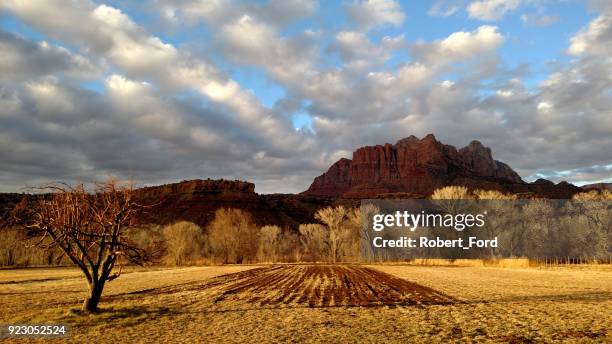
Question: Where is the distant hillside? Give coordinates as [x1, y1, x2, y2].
[581, 183, 612, 192]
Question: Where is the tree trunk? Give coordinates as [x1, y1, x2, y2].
[82, 281, 104, 312]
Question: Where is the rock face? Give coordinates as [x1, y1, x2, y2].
[303, 134, 580, 198]
[135, 179, 336, 228]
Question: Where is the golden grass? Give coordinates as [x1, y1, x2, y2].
[0, 264, 610, 343]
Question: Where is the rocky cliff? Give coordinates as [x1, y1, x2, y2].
[135, 179, 337, 228]
[303, 134, 580, 198]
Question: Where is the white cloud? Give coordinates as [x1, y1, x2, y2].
[536, 101, 552, 111]
[105, 74, 151, 95]
[0, 0, 322, 192]
[410, 26, 504, 66]
[441, 80, 455, 88]
[467, 0, 523, 21]
[428, 0, 464, 17]
[156, 0, 317, 28]
[568, 13, 612, 55]
[92, 5, 178, 73]
[216, 15, 317, 86]
[346, 0, 405, 31]
[217, 15, 278, 65]
[520, 14, 559, 27]
[2, 0, 307, 153]
[0, 31, 102, 81]
[496, 89, 513, 97]
[330, 31, 402, 70]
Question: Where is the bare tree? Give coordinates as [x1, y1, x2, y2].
[431, 186, 474, 214]
[348, 204, 380, 262]
[162, 221, 206, 265]
[278, 228, 301, 262]
[430, 186, 479, 258]
[7, 180, 160, 312]
[315, 206, 346, 263]
[314, 206, 359, 263]
[473, 189, 517, 257]
[298, 223, 327, 262]
[208, 208, 258, 264]
[258, 225, 281, 262]
[573, 190, 612, 201]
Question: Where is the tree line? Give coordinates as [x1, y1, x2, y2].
[363, 186, 611, 261]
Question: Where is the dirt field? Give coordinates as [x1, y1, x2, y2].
[0, 264, 610, 343]
[194, 265, 455, 307]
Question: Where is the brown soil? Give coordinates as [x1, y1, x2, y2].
[144, 265, 456, 307]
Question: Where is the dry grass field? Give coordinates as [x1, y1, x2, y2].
[0, 264, 610, 343]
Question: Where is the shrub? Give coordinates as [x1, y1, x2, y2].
[474, 189, 517, 200]
[431, 186, 473, 200]
[573, 190, 612, 201]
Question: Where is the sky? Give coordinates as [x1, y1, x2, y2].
[0, 0, 611, 194]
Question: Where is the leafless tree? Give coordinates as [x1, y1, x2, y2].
[474, 189, 518, 257]
[313, 206, 361, 263]
[350, 204, 380, 262]
[6, 180, 161, 312]
[315, 206, 347, 263]
[162, 221, 206, 265]
[258, 225, 281, 262]
[298, 223, 327, 262]
[431, 186, 474, 214]
[208, 208, 258, 264]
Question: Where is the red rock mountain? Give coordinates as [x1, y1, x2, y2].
[303, 134, 580, 198]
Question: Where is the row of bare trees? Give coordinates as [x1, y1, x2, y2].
[154, 206, 361, 265]
[364, 186, 611, 261]
[154, 209, 300, 265]
[0, 204, 362, 267]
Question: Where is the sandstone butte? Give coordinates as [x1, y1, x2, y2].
[301, 134, 581, 199]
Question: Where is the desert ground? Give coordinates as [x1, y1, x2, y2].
[0, 264, 610, 343]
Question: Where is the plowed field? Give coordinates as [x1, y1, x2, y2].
[205, 265, 455, 307]
[109, 265, 455, 308]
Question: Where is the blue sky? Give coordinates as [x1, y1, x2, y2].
[0, 0, 610, 192]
